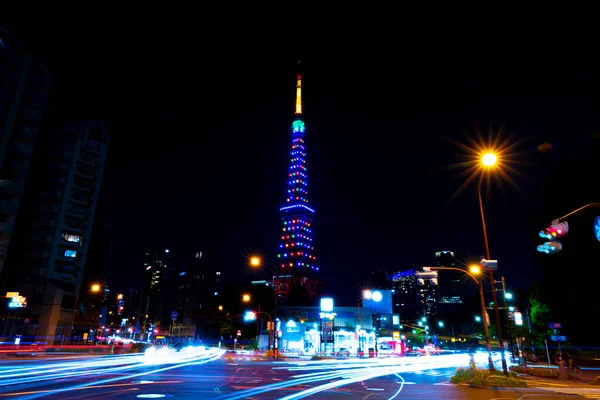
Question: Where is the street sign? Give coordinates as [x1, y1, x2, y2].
[480, 259, 498, 270]
[8, 296, 26, 308]
[170, 311, 178, 321]
[548, 323, 562, 329]
[550, 335, 567, 342]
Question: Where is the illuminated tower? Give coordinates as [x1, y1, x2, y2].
[276, 65, 318, 298]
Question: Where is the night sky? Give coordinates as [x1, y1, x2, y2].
[5, 20, 600, 306]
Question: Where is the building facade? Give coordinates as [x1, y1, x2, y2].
[0, 26, 52, 277]
[2, 121, 109, 343]
[435, 250, 464, 312]
[391, 268, 439, 318]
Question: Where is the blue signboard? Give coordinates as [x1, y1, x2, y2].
[594, 216, 600, 242]
[550, 335, 567, 342]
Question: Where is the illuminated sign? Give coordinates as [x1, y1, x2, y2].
[594, 216, 600, 241]
[372, 291, 383, 302]
[8, 295, 26, 308]
[5, 292, 19, 298]
[320, 297, 333, 312]
[319, 312, 336, 320]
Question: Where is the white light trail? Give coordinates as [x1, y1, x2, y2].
[0, 346, 225, 399]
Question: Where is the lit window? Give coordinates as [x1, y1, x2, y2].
[64, 250, 77, 257]
[62, 232, 82, 244]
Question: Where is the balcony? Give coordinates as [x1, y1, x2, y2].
[6, 161, 28, 178]
[0, 198, 18, 215]
[0, 179, 21, 194]
[9, 139, 32, 157]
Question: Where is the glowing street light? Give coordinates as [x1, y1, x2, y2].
[250, 256, 261, 268]
[362, 290, 372, 300]
[482, 153, 497, 167]
[242, 294, 251, 303]
[430, 264, 493, 371]
[505, 292, 513, 300]
[469, 265, 481, 275]
[91, 284, 101, 292]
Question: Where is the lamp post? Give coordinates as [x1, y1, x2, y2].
[429, 265, 494, 371]
[248, 255, 279, 354]
[502, 278, 515, 358]
[245, 310, 272, 352]
[478, 154, 508, 374]
[66, 283, 100, 345]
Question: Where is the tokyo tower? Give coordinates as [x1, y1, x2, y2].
[276, 62, 319, 299]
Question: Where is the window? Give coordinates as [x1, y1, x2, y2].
[62, 232, 82, 244]
[64, 249, 77, 257]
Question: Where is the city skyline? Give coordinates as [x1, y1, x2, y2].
[3, 21, 599, 308]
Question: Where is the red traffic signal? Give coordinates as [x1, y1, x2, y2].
[539, 221, 569, 240]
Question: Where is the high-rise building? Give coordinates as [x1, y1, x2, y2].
[390, 268, 439, 318]
[2, 120, 109, 343]
[390, 269, 418, 318]
[276, 65, 319, 299]
[141, 248, 173, 331]
[0, 26, 52, 276]
[435, 250, 464, 312]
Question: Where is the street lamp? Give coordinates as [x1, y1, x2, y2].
[482, 153, 497, 167]
[66, 282, 101, 345]
[478, 152, 508, 374]
[250, 256, 261, 267]
[242, 294, 251, 303]
[429, 265, 494, 371]
[248, 255, 279, 354]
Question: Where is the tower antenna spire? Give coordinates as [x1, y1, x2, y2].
[295, 60, 302, 115]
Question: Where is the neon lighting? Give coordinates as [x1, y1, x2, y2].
[279, 204, 315, 213]
[295, 73, 302, 114]
[277, 71, 317, 271]
[293, 120, 305, 133]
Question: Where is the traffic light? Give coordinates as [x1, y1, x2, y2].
[243, 311, 256, 321]
[539, 221, 569, 240]
[537, 241, 562, 254]
[537, 220, 568, 255]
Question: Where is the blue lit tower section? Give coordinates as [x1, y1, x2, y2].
[277, 71, 318, 276]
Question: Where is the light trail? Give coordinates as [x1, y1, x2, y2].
[221, 352, 513, 399]
[0, 346, 225, 399]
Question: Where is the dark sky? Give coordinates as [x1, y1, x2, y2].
[5, 20, 600, 305]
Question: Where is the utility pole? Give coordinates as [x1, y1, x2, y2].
[272, 266, 279, 355]
[501, 277, 514, 358]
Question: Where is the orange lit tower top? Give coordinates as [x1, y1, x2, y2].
[295, 68, 302, 115]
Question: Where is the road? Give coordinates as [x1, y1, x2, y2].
[0, 348, 596, 399]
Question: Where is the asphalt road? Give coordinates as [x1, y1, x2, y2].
[0, 351, 597, 399]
